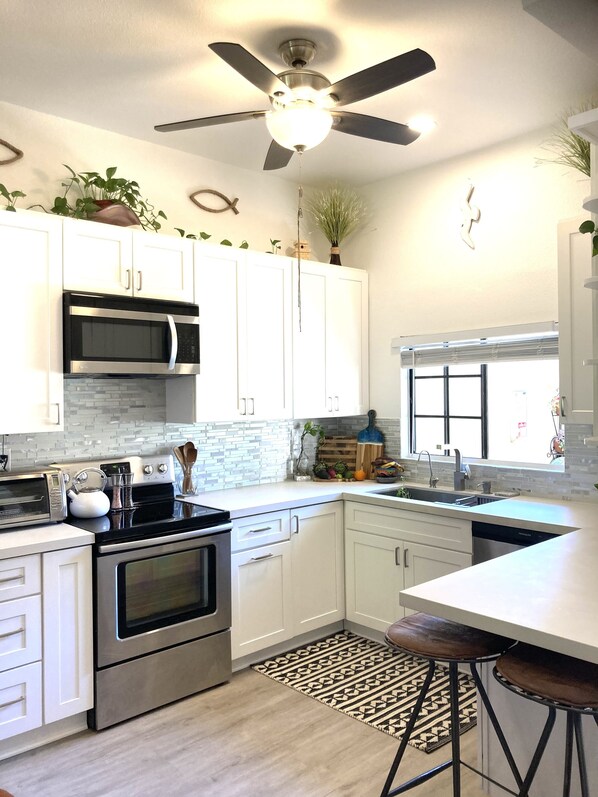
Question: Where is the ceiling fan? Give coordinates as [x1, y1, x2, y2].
[154, 38, 436, 170]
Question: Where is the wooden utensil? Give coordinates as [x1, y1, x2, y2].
[181, 441, 198, 494]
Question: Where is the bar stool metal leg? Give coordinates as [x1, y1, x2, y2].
[449, 662, 461, 796]
[573, 713, 590, 797]
[519, 706, 556, 797]
[379, 660, 452, 797]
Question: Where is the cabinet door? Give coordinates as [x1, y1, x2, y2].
[402, 543, 471, 616]
[291, 502, 344, 634]
[328, 267, 369, 416]
[293, 262, 331, 417]
[558, 216, 593, 423]
[345, 528, 403, 632]
[0, 210, 64, 433]
[132, 231, 193, 302]
[0, 661, 42, 741]
[42, 546, 93, 723]
[243, 252, 293, 420]
[231, 541, 293, 659]
[63, 217, 132, 295]
[165, 244, 244, 422]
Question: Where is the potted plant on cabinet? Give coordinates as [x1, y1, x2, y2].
[31, 165, 167, 231]
[307, 185, 366, 265]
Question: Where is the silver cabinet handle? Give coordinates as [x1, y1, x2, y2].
[560, 395, 566, 418]
[334, 395, 339, 411]
[404, 548, 409, 568]
[395, 547, 401, 566]
[0, 626, 24, 640]
[0, 575, 23, 585]
[240, 398, 247, 416]
[248, 397, 255, 415]
[137, 270, 143, 292]
[166, 314, 178, 371]
[292, 515, 299, 534]
[0, 696, 24, 711]
[249, 526, 272, 534]
[250, 553, 274, 561]
[327, 396, 333, 412]
[125, 268, 131, 291]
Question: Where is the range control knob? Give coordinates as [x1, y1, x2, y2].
[143, 465, 154, 475]
[157, 463, 168, 474]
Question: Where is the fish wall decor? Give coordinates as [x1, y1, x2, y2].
[189, 189, 239, 215]
[0, 137, 23, 165]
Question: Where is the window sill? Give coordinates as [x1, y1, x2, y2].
[400, 454, 565, 474]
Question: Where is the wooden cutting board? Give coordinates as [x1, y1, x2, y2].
[356, 442, 385, 479]
[317, 436, 358, 469]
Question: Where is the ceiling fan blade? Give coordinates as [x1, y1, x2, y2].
[327, 49, 435, 106]
[331, 110, 420, 145]
[209, 42, 290, 98]
[154, 110, 267, 133]
[263, 140, 294, 170]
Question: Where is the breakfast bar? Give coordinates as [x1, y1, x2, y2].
[400, 526, 598, 794]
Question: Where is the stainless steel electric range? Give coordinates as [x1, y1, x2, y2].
[53, 455, 232, 730]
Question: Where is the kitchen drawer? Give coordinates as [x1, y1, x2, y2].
[231, 510, 290, 552]
[0, 555, 41, 602]
[344, 501, 472, 553]
[0, 595, 42, 672]
[0, 661, 42, 740]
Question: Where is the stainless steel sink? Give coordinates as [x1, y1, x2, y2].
[372, 486, 507, 507]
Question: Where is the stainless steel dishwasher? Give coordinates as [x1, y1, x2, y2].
[472, 521, 558, 564]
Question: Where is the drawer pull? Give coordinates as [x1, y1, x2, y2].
[404, 548, 409, 568]
[250, 553, 274, 561]
[0, 696, 25, 711]
[0, 627, 24, 640]
[249, 526, 272, 534]
[0, 575, 23, 585]
[395, 547, 401, 566]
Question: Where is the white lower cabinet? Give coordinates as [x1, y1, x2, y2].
[0, 546, 93, 741]
[344, 501, 472, 633]
[231, 502, 344, 659]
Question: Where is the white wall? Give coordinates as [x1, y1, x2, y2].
[0, 101, 299, 252]
[343, 129, 590, 417]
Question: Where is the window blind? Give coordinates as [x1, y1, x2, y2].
[399, 331, 558, 369]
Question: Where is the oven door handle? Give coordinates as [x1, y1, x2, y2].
[97, 521, 232, 553]
[166, 314, 178, 371]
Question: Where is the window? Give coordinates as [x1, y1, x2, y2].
[398, 324, 561, 466]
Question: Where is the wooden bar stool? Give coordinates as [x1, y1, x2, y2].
[494, 643, 598, 797]
[380, 612, 522, 797]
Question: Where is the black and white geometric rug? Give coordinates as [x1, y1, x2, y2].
[252, 630, 477, 753]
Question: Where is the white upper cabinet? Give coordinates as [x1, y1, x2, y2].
[0, 210, 64, 433]
[293, 261, 368, 418]
[166, 244, 292, 422]
[558, 216, 593, 424]
[62, 218, 193, 303]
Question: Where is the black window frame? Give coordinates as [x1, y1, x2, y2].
[408, 364, 488, 458]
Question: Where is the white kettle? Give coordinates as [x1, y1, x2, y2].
[67, 467, 110, 518]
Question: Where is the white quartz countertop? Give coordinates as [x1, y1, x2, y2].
[0, 522, 94, 558]
[400, 527, 598, 664]
[186, 479, 596, 532]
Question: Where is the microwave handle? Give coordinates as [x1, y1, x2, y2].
[166, 314, 178, 370]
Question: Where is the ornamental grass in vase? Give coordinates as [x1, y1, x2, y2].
[307, 185, 366, 265]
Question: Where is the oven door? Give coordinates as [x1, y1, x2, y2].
[95, 524, 231, 668]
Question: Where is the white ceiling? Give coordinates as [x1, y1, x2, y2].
[0, 0, 596, 186]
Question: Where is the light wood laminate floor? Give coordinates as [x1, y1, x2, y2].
[0, 669, 486, 796]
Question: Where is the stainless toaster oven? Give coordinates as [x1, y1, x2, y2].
[0, 468, 67, 530]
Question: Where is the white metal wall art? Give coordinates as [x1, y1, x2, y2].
[460, 181, 480, 249]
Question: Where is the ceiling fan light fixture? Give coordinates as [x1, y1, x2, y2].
[407, 115, 437, 134]
[266, 101, 333, 152]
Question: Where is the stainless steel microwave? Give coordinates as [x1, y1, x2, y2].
[63, 292, 200, 376]
[0, 468, 67, 530]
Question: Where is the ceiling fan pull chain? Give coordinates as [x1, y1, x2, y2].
[297, 159, 303, 332]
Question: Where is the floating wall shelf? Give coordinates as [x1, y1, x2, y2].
[569, 107, 598, 145]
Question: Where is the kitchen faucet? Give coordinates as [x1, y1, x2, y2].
[453, 449, 471, 491]
[417, 450, 438, 488]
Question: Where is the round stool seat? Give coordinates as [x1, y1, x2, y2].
[496, 643, 598, 709]
[385, 612, 515, 663]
